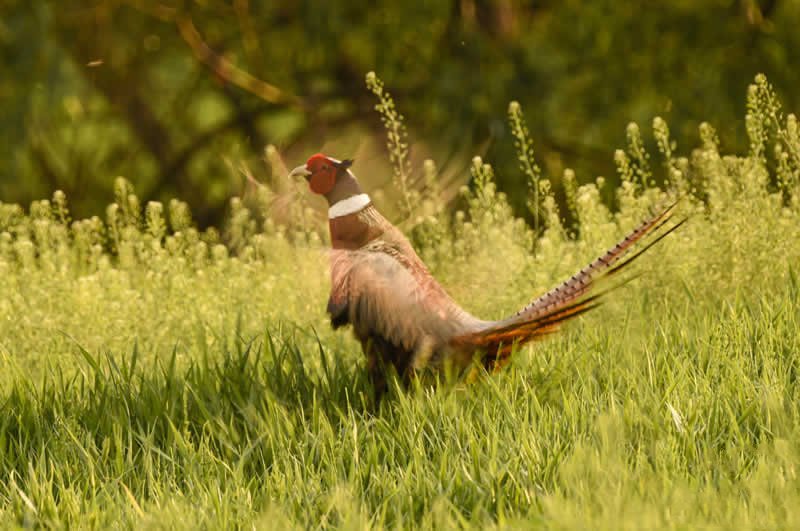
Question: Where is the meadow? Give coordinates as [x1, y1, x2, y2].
[1, 75, 799, 528]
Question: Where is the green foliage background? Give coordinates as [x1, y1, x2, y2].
[2, 1, 799, 224]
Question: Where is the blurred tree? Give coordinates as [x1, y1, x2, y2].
[0, 0, 798, 226]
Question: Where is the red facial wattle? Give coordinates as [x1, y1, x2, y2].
[309, 168, 336, 195]
[304, 153, 337, 195]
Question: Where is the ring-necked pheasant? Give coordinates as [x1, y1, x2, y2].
[290, 153, 682, 397]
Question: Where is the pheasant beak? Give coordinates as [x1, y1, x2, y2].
[289, 164, 312, 180]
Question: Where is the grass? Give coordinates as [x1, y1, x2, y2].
[1, 74, 800, 528]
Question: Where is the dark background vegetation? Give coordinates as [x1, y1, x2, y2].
[1, 0, 798, 226]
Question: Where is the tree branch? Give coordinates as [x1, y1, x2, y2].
[175, 15, 305, 109]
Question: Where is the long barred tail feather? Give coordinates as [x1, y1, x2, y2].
[513, 201, 678, 321]
[452, 202, 685, 366]
[605, 216, 687, 277]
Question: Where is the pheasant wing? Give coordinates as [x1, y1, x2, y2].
[328, 245, 468, 356]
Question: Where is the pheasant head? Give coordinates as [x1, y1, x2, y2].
[289, 153, 362, 205]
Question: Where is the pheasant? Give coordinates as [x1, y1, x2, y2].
[290, 153, 682, 397]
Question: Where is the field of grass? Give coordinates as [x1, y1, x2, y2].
[2, 76, 800, 528]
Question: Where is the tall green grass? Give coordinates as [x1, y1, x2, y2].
[1, 74, 799, 528]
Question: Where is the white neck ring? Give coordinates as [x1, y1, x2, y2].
[328, 193, 371, 219]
